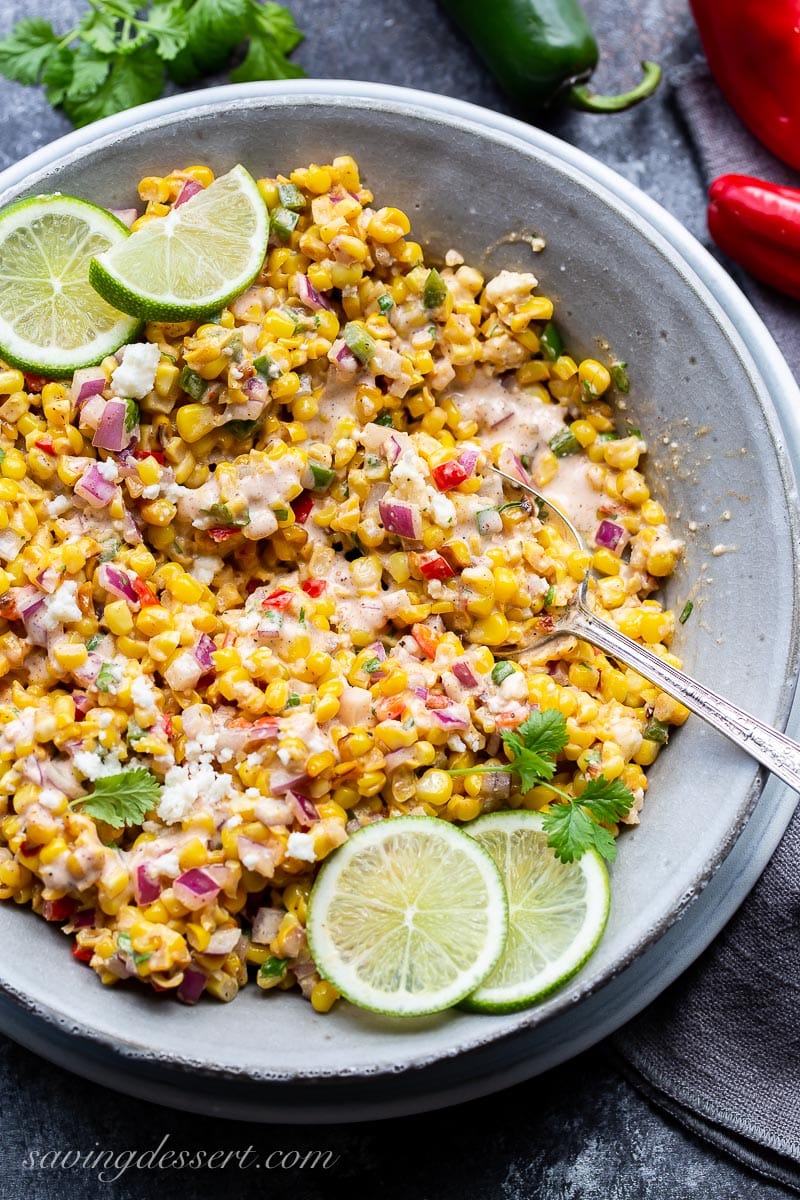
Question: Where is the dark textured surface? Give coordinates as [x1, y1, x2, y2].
[0, 0, 790, 1196]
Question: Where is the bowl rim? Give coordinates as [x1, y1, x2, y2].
[1, 79, 799, 1098]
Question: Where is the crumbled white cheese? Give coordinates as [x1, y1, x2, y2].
[97, 711, 114, 728]
[111, 342, 160, 399]
[131, 674, 160, 717]
[193, 555, 223, 585]
[45, 495, 71, 517]
[157, 759, 231, 824]
[0, 530, 23, 562]
[73, 749, 126, 781]
[42, 581, 83, 629]
[156, 852, 181, 877]
[500, 671, 529, 702]
[96, 458, 119, 483]
[141, 484, 160, 500]
[430, 491, 456, 527]
[287, 831, 317, 862]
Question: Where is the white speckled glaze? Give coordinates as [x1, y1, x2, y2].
[0, 82, 799, 1121]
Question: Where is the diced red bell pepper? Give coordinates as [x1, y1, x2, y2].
[43, 896, 77, 922]
[411, 623, 438, 660]
[495, 710, 526, 729]
[72, 942, 94, 963]
[132, 577, 159, 606]
[301, 578, 326, 597]
[132, 448, 167, 464]
[292, 491, 314, 524]
[34, 437, 57, 457]
[207, 527, 240, 543]
[262, 588, 294, 610]
[24, 373, 48, 393]
[418, 551, 455, 581]
[425, 694, 449, 709]
[431, 459, 470, 491]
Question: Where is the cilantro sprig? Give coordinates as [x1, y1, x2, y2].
[72, 767, 160, 828]
[448, 708, 635, 863]
[0, 0, 305, 128]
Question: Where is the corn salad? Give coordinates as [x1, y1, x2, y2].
[0, 156, 686, 1012]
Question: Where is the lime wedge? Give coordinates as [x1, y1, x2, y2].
[0, 194, 140, 376]
[89, 165, 269, 320]
[307, 816, 508, 1017]
[463, 811, 610, 1012]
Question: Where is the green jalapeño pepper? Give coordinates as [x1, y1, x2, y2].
[439, 0, 660, 114]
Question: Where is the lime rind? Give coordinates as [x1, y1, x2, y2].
[462, 810, 610, 1013]
[0, 193, 140, 376]
[88, 164, 269, 321]
[307, 816, 509, 1018]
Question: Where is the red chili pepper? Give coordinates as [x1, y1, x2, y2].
[425, 694, 450, 709]
[707, 174, 800, 300]
[42, 896, 77, 922]
[417, 551, 456, 581]
[132, 449, 166, 464]
[495, 711, 525, 729]
[34, 437, 57, 457]
[262, 588, 294, 610]
[132, 577, 159, 606]
[431, 459, 470, 491]
[72, 942, 94, 963]
[160, 714, 173, 739]
[207, 527, 240, 543]
[292, 491, 314, 524]
[24, 373, 48, 393]
[411, 623, 438, 660]
[690, 2, 800, 171]
[301, 578, 326, 597]
[0, 595, 19, 621]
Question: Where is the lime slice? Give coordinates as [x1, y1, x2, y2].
[89, 165, 269, 320]
[0, 194, 141, 376]
[306, 816, 508, 1017]
[463, 810, 609, 1013]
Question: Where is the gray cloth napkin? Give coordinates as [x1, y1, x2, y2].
[612, 62, 800, 1194]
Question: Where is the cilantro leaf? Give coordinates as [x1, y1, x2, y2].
[541, 775, 635, 864]
[75, 768, 160, 828]
[64, 46, 164, 127]
[0, 18, 60, 84]
[146, 0, 192, 61]
[499, 708, 570, 791]
[230, 0, 305, 83]
[168, 0, 249, 82]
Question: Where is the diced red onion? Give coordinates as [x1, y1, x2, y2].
[487, 411, 514, 430]
[413, 685, 429, 700]
[98, 562, 140, 607]
[77, 394, 106, 434]
[192, 632, 216, 674]
[176, 965, 207, 1005]
[174, 179, 204, 207]
[385, 434, 403, 465]
[204, 927, 241, 956]
[104, 953, 135, 979]
[18, 590, 48, 646]
[384, 746, 419, 772]
[42, 759, 84, 797]
[379, 499, 422, 540]
[36, 567, 61, 594]
[237, 836, 278, 878]
[250, 906, 284, 945]
[70, 367, 106, 406]
[452, 660, 479, 689]
[203, 863, 236, 891]
[75, 464, 117, 508]
[72, 692, 91, 716]
[74, 652, 102, 686]
[243, 721, 279, 744]
[244, 375, 270, 405]
[21, 755, 43, 785]
[270, 768, 310, 796]
[122, 508, 143, 546]
[478, 771, 512, 798]
[486, 732, 502, 756]
[93, 398, 132, 453]
[367, 641, 387, 662]
[295, 273, 332, 311]
[431, 708, 470, 730]
[594, 519, 629, 555]
[288, 789, 319, 827]
[334, 341, 358, 370]
[134, 863, 161, 905]
[500, 448, 531, 485]
[457, 449, 479, 477]
[173, 868, 221, 911]
[109, 208, 138, 228]
[72, 908, 97, 928]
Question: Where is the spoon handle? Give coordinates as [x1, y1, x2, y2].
[566, 601, 800, 794]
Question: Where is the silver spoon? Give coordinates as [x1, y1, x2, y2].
[489, 466, 800, 793]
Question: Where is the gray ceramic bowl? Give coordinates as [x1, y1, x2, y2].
[1, 82, 799, 1121]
